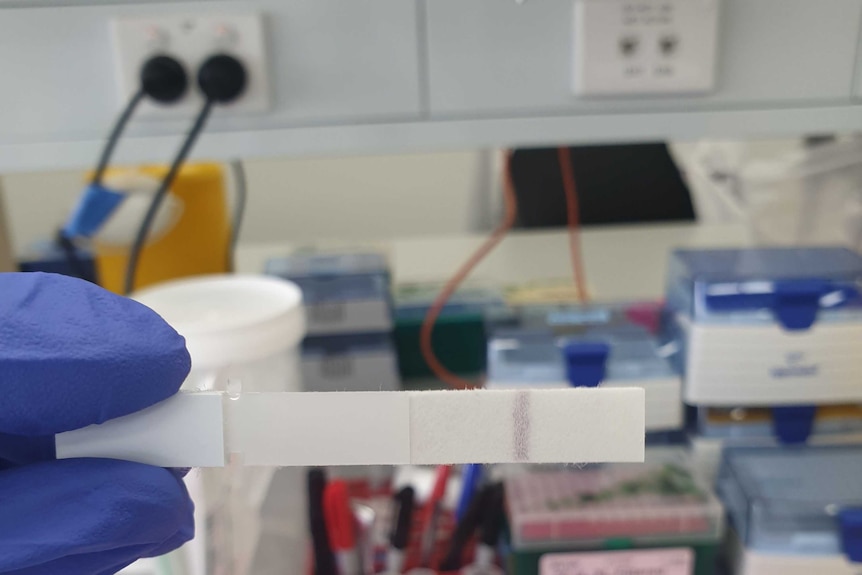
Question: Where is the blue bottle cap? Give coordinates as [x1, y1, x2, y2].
[563, 341, 609, 388]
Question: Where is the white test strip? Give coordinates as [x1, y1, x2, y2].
[229, 391, 411, 466]
[56, 388, 645, 467]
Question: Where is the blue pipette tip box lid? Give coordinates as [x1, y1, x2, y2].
[667, 247, 862, 330]
[302, 331, 395, 355]
[717, 445, 862, 561]
[265, 252, 388, 277]
[265, 252, 390, 304]
[488, 324, 676, 386]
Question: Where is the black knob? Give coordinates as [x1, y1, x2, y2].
[197, 54, 247, 104]
[140, 55, 188, 104]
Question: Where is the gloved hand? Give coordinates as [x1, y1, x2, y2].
[0, 272, 194, 575]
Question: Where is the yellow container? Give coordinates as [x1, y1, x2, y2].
[94, 163, 231, 294]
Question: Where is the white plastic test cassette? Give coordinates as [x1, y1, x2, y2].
[55, 388, 645, 468]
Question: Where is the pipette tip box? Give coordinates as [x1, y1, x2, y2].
[266, 251, 392, 336]
[662, 247, 862, 407]
[717, 445, 862, 575]
[486, 307, 682, 432]
[505, 451, 723, 575]
[301, 332, 400, 392]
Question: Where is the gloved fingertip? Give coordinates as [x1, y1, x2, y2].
[0, 273, 192, 436]
[0, 459, 196, 574]
[142, 523, 196, 559]
[141, 469, 196, 558]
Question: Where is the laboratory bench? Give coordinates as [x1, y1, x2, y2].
[120, 221, 862, 574]
[232, 222, 754, 573]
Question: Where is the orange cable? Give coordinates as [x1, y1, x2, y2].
[419, 151, 519, 390]
[557, 147, 588, 303]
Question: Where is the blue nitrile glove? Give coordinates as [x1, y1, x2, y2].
[0, 272, 194, 575]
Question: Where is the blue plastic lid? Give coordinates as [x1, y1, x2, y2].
[668, 248, 862, 330]
[718, 446, 862, 558]
[674, 248, 862, 282]
[265, 252, 388, 278]
[487, 324, 675, 385]
[266, 252, 391, 303]
[288, 274, 389, 304]
[302, 332, 395, 356]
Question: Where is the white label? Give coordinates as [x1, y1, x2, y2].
[540, 548, 694, 575]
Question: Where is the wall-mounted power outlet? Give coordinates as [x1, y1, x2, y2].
[572, 0, 720, 96]
[112, 13, 270, 117]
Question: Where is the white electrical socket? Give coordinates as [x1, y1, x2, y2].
[112, 14, 270, 117]
[572, 0, 720, 96]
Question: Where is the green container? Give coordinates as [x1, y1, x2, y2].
[393, 283, 505, 381]
[394, 310, 487, 379]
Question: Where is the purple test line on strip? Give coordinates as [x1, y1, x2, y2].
[513, 391, 530, 461]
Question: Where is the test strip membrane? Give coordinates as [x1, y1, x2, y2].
[56, 388, 645, 468]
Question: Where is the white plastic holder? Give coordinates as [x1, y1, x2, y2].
[56, 388, 645, 467]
